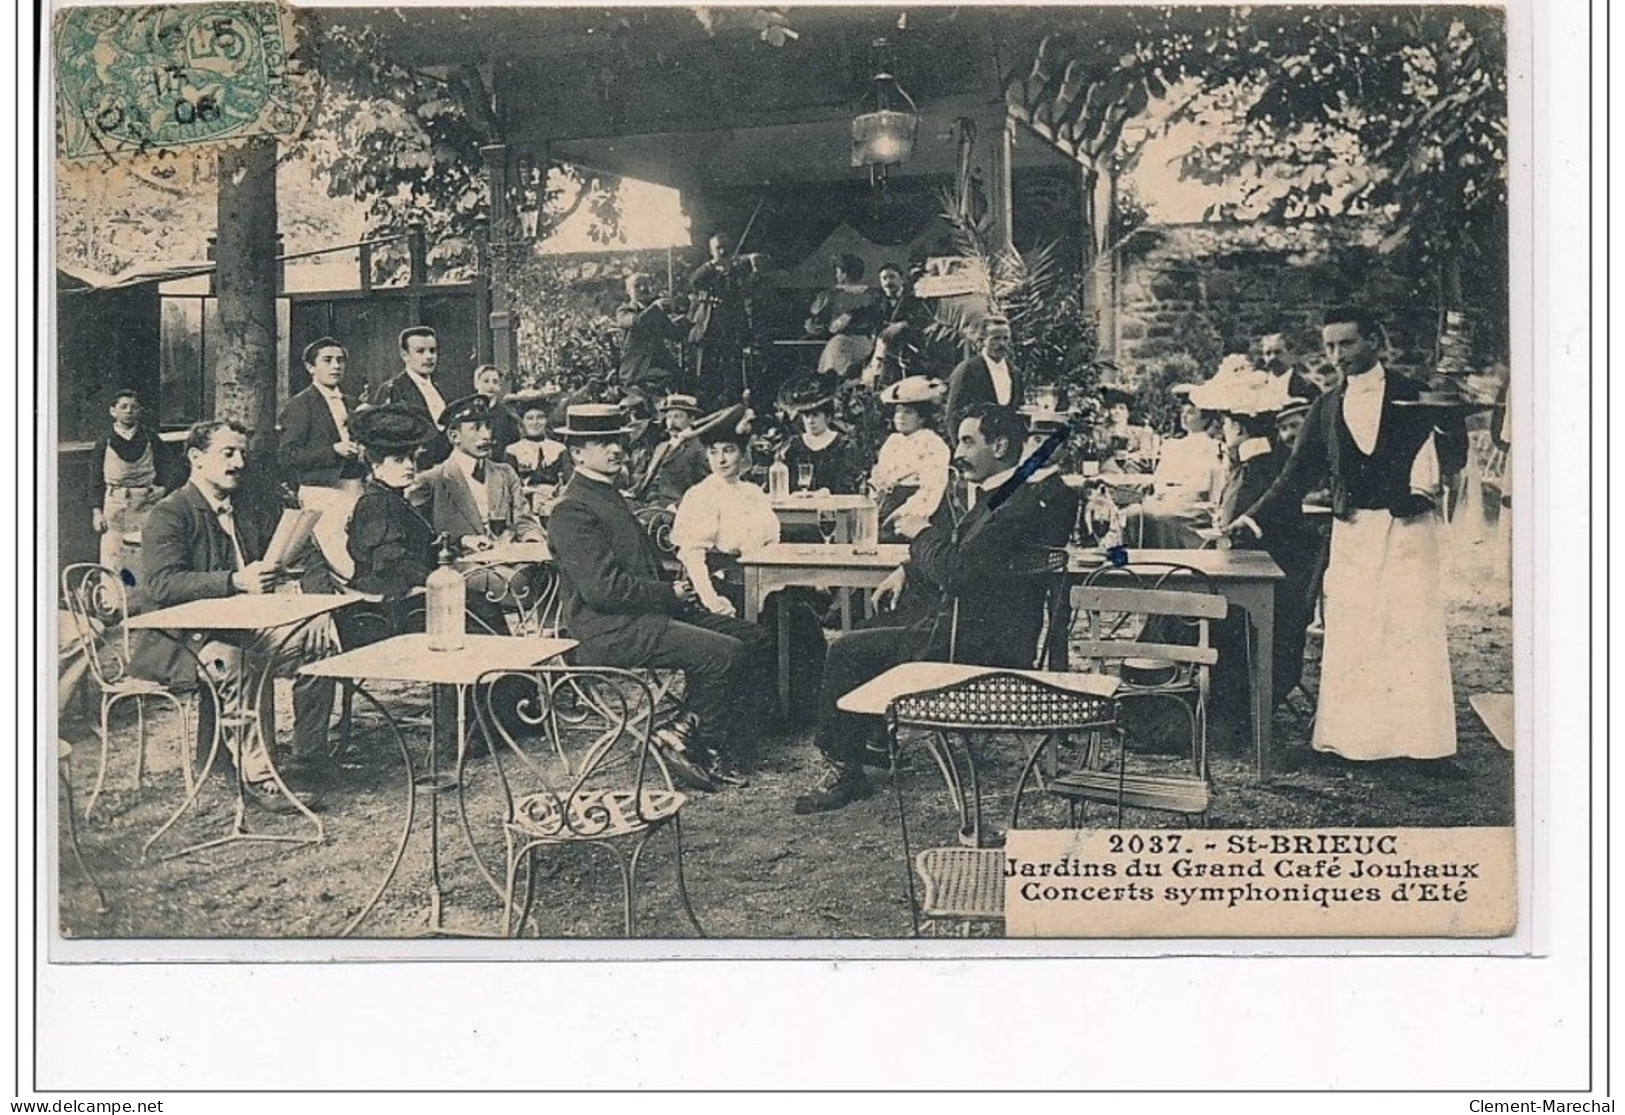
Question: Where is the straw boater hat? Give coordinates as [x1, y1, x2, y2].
[554, 403, 637, 440]
[438, 394, 495, 431]
[350, 403, 440, 455]
[657, 392, 701, 415]
[1019, 404, 1075, 436]
[879, 375, 946, 406]
[1394, 375, 1498, 413]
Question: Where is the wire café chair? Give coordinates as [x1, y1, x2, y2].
[881, 669, 1118, 935]
[59, 563, 196, 819]
[471, 664, 705, 939]
[1044, 561, 1225, 825]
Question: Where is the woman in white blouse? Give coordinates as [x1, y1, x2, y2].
[671, 405, 781, 617]
[871, 375, 952, 537]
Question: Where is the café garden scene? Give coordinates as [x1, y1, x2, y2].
[52, 4, 1515, 940]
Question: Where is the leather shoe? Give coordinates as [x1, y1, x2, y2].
[652, 727, 718, 793]
[244, 779, 319, 815]
[793, 766, 873, 814]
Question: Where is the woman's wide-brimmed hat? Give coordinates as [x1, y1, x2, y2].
[350, 403, 440, 454]
[554, 403, 637, 441]
[879, 375, 946, 406]
[1188, 368, 1284, 417]
[695, 403, 754, 446]
[503, 387, 558, 416]
[779, 372, 838, 415]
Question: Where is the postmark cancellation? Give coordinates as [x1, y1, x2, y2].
[55, 2, 305, 160]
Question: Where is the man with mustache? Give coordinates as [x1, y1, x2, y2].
[546, 404, 771, 791]
[131, 420, 337, 814]
[412, 394, 544, 554]
[794, 404, 1075, 813]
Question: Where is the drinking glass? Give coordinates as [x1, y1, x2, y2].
[818, 509, 839, 544]
[796, 462, 814, 492]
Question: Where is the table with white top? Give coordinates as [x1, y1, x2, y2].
[301, 632, 577, 936]
[127, 592, 362, 859]
[739, 542, 911, 718]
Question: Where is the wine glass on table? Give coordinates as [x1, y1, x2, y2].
[817, 509, 839, 545]
[796, 462, 814, 494]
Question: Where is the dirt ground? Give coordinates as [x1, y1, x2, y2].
[55, 502, 1515, 941]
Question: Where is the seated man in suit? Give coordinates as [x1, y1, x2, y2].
[132, 419, 337, 814]
[413, 394, 545, 630]
[547, 404, 773, 791]
[277, 336, 368, 579]
[632, 393, 711, 506]
[793, 404, 1075, 813]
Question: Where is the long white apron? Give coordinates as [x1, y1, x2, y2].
[1314, 507, 1457, 759]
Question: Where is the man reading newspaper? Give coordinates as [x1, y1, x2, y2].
[131, 420, 338, 814]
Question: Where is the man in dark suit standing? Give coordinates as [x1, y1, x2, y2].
[547, 404, 772, 789]
[794, 404, 1074, 813]
[377, 326, 452, 466]
[945, 315, 1021, 431]
[277, 337, 368, 579]
[132, 420, 336, 813]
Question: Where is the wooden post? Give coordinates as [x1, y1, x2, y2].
[213, 136, 279, 439]
[407, 217, 428, 287]
[987, 115, 1015, 254]
[482, 143, 510, 235]
[473, 214, 494, 366]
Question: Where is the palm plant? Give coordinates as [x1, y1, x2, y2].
[927, 192, 1109, 461]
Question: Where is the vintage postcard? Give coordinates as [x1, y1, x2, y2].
[46, 1, 1527, 954]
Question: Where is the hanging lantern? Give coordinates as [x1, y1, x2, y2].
[851, 38, 918, 185]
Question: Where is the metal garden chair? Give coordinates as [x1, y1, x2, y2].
[1044, 562, 1225, 825]
[882, 669, 1118, 935]
[59, 563, 195, 819]
[471, 664, 705, 938]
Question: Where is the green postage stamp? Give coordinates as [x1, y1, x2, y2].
[55, 3, 304, 159]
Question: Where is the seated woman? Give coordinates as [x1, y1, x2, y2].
[1122, 396, 1223, 548]
[670, 405, 782, 618]
[871, 375, 952, 539]
[342, 403, 443, 642]
[1093, 386, 1160, 474]
[781, 375, 859, 495]
[502, 388, 570, 489]
[806, 253, 879, 379]
[670, 407, 822, 732]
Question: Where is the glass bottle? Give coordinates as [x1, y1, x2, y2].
[425, 533, 466, 652]
[768, 450, 790, 499]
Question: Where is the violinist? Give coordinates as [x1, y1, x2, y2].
[688, 232, 752, 407]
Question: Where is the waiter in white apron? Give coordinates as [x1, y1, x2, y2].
[1230, 307, 1468, 769]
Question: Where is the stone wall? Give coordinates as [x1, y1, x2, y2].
[1114, 218, 1456, 383]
